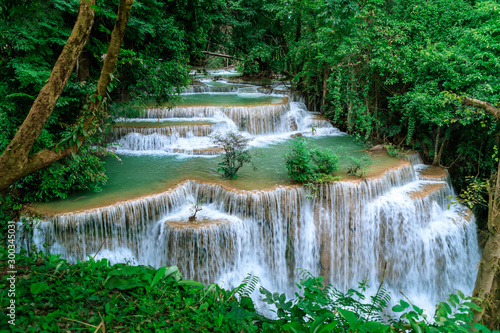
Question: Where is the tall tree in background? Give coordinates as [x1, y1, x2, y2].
[0, 0, 134, 192]
[465, 97, 500, 327]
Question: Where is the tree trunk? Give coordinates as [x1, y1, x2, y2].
[462, 97, 500, 328]
[322, 66, 328, 111]
[295, 14, 302, 43]
[434, 129, 448, 166]
[432, 127, 442, 166]
[0, 0, 134, 193]
[77, 50, 91, 82]
[0, 0, 96, 192]
[473, 163, 500, 328]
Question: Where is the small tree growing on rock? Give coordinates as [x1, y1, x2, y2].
[211, 131, 254, 179]
[188, 196, 206, 223]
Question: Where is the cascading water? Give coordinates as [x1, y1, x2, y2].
[22, 78, 480, 317]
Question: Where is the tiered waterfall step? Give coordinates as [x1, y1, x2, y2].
[182, 81, 250, 93]
[111, 121, 215, 140]
[110, 120, 220, 154]
[26, 163, 479, 302]
[141, 94, 289, 135]
[409, 183, 447, 200]
[416, 165, 448, 182]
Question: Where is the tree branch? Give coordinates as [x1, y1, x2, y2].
[0, 0, 135, 192]
[462, 97, 500, 120]
[0, 0, 96, 192]
[27, 0, 135, 175]
[201, 51, 243, 61]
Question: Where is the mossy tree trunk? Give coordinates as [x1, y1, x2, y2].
[0, 0, 134, 193]
[463, 97, 500, 328]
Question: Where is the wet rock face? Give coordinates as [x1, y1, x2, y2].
[418, 165, 448, 181]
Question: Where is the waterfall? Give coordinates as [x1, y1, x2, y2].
[181, 85, 242, 93]
[21, 81, 480, 317]
[24, 161, 479, 312]
[143, 101, 291, 135]
[112, 125, 213, 139]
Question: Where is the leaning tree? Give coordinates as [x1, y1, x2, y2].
[462, 97, 500, 328]
[0, 0, 134, 192]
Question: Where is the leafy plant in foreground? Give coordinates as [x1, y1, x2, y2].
[1, 249, 497, 333]
[0, 248, 262, 332]
[260, 270, 393, 332]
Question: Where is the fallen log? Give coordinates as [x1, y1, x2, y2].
[201, 51, 243, 61]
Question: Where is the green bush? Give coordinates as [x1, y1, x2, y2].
[346, 155, 373, 177]
[13, 145, 108, 202]
[260, 269, 496, 333]
[312, 148, 339, 174]
[0, 195, 22, 243]
[385, 143, 407, 159]
[284, 139, 339, 183]
[0, 248, 262, 332]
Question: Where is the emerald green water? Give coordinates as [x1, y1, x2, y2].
[34, 136, 397, 214]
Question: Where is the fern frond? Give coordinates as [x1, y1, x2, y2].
[237, 273, 259, 297]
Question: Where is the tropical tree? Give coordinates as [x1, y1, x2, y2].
[212, 131, 254, 179]
[461, 97, 500, 328]
[0, 0, 134, 193]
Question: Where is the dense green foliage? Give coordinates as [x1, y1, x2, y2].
[1, 248, 498, 332]
[212, 131, 254, 179]
[210, 0, 500, 222]
[0, 248, 262, 332]
[284, 139, 339, 182]
[0, 0, 224, 203]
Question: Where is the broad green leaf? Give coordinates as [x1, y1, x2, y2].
[281, 322, 304, 333]
[217, 313, 223, 328]
[104, 276, 142, 290]
[462, 301, 482, 311]
[412, 304, 424, 315]
[151, 266, 166, 288]
[164, 265, 182, 281]
[310, 313, 334, 333]
[178, 280, 204, 288]
[450, 294, 460, 306]
[317, 321, 338, 333]
[30, 282, 50, 295]
[338, 309, 358, 328]
[410, 319, 423, 333]
[392, 305, 405, 312]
